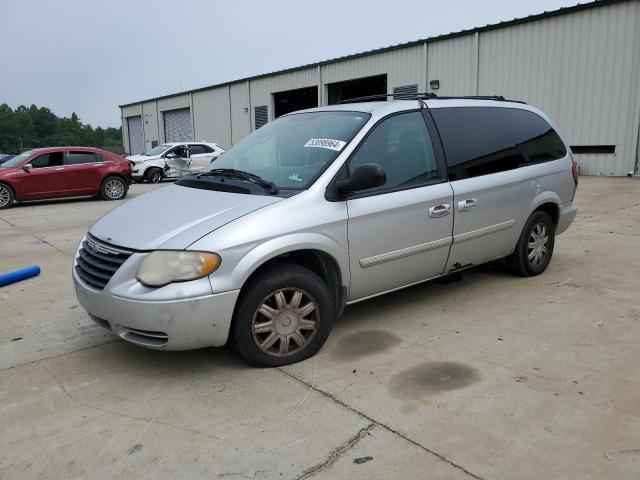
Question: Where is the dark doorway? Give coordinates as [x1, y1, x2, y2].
[327, 74, 387, 105]
[274, 86, 318, 117]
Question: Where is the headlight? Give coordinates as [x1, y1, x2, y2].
[136, 251, 221, 287]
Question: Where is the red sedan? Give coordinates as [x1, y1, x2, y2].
[0, 147, 132, 209]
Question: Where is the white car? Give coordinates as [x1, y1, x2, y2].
[127, 142, 225, 183]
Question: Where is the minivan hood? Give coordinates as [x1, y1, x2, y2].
[89, 184, 283, 250]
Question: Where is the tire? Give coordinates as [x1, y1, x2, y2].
[232, 264, 335, 368]
[0, 183, 14, 210]
[100, 176, 128, 201]
[145, 168, 163, 184]
[505, 211, 555, 277]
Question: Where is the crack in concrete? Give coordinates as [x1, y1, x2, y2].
[217, 470, 267, 479]
[43, 365, 223, 443]
[0, 296, 24, 316]
[1, 338, 118, 372]
[0, 216, 70, 256]
[278, 368, 484, 480]
[293, 424, 376, 480]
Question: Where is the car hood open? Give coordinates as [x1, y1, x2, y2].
[89, 184, 282, 250]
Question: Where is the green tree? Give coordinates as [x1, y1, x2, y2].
[0, 104, 122, 154]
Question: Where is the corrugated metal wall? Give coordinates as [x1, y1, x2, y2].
[250, 68, 318, 123]
[322, 45, 425, 99]
[192, 87, 232, 149]
[427, 34, 477, 96]
[477, 0, 640, 175]
[230, 82, 251, 145]
[121, 104, 142, 154]
[122, 0, 640, 174]
[156, 94, 191, 143]
[141, 101, 159, 151]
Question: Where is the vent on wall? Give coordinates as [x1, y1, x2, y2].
[255, 105, 268, 129]
[570, 145, 615, 154]
[393, 84, 419, 99]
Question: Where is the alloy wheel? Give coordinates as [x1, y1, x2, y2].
[104, 179, 125, 199]
[527, 222, 549, 267]
[251, 288, 319, 357]
[0, 185, 10, 208]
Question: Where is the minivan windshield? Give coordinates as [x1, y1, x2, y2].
[0, 149, 39, 168]
[143, 144, 171, 156]
[198, 111, 370, 190]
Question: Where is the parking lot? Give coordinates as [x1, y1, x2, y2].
[1, 177, 639, 479]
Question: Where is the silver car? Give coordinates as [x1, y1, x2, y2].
[73, 97, 578, 367]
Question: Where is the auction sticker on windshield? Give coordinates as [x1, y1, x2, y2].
[304, 138, 346, 151]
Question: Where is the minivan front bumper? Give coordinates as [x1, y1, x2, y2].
[73, 263, 239, 350]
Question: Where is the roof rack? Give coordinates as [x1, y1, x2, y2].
[338, 93, 526, 104]
[433, 95, 527, 104]
[338, 93, 435, 104]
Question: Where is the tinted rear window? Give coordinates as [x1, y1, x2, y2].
[189, 145, 206, 155]
[431, 107, 567, 180]
[66, 152, 100, 164]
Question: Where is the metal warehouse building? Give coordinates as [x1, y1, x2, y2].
[120, 0, 640, 176]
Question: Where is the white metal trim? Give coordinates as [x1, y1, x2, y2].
[359, 236, 453, 268]
[453, 220, 515, 244]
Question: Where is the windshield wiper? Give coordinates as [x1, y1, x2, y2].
[197, 168, 278, 194]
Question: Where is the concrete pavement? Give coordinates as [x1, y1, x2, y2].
[1, 177, 639, 479]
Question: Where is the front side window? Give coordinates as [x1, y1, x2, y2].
[431, 107, 567, 180]
[348, 111, 440, 192]
[66, 152, 99, 165]
[30, 152, 64, 168]
[168, 146, 188, 158]
[198, 111, 370, 190]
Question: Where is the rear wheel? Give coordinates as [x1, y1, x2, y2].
[232, 264, 335, 367]
[505, 211, 555, 276]
[145, 168, 163, 184]
[100, 176, 127, 201]
[0, 183, 14, 209]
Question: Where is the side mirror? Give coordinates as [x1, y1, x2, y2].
[22, 163, 33, 172]
[165, 153, 177, 159]
[336, 163, 386, 194]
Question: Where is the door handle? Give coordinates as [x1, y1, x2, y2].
[428, 203, 451, 218]
[53, 167, 65, 171]
[457, 198, 478, 212]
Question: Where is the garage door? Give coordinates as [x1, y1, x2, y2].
[127, 116, 144, 155]
[163, 108, 193, 142]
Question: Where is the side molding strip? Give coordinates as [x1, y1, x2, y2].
[453, 219, 515, 244]
[359, 236, 452, 268]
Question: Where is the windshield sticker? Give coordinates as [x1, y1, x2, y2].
[304, 138, 346, 151]
[288, 173, 302, 182]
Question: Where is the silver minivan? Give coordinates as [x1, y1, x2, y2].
[73, 97, 578, 367]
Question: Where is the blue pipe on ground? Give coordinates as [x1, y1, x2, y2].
[0, 265, 41, 287]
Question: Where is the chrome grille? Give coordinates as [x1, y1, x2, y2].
[75, 234, 134, 290]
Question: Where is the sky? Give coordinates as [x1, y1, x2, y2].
[0, 0, 581, 128]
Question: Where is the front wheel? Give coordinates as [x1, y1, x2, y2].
[145, 168, 163, 184]
[100, 176, 128, 201]
[505, 211, 555, 276]
[0, 183, 15, 209]
[232, 264, 335, 367]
